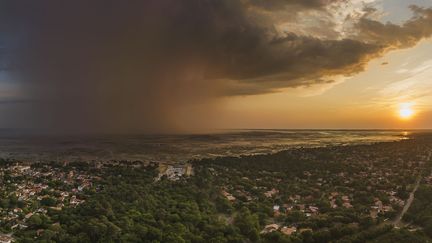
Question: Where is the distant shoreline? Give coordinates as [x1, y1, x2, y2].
[0, 130, 414, 164]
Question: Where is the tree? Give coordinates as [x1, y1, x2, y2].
[28, 214, 43, 227]
[40, 196, 57, 207]
[234, 208, 260, 242]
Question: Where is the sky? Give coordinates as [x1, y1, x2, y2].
[0, 0, 431, 134]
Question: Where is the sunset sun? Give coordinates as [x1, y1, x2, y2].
[398, 103, 415, 120]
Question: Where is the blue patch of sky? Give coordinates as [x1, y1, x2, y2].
[379, 0, 432, 24]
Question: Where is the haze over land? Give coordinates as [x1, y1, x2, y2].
[0, 130, 410, 162]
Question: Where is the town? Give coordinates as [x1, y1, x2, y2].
[0, 159, 196, 242]
[0, 133, 431, 242]
[0, 161, 102, 243]
[197, 134, 432, 241]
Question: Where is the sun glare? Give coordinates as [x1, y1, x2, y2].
[398, 103, 415, 120]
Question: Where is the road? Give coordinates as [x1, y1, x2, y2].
[392, 175, 421, 227]
[392, 150, 432, 227]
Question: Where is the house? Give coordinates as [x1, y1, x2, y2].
[298, 204, 306, 211]
[343, 202, 353, 208]
[273, 205, 281, 217]
[12, 208, 22, 213]
[370, 209, 378, 219]
[308, 206, 319, 214]
[299, 228, 313, 233]
[221, 190, 236, 202]
[383, 205, 393, 212]
[281, 226, 297, 236]
[70, 196, 85, 207]
[260, 224, 279, 234]
[185, 164, 194, 176]
[11, 224, 28, 230]
[329, 198, 338, 208]
[36, 229, 44, 236]
[24, 212, 33, 220]
[264, 188, 279, 198]
[374, 200, 383, 212]
[283, 204, 294, 213]
[36, 208, 47, 214]
[156, 164, 193, 181]
[0, 234, 13, 243]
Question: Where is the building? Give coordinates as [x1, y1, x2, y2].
[260, 224, 279, 234]
[281, 226, 297, 236]
[0, 234, 13, 243]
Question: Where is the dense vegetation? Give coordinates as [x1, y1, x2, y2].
[3, 133, 432, 242]
[404, 185, 432, 239]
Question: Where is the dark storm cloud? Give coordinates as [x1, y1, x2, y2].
[247, 0, 345, 10]
[216, 35, 381, 95]
[0, 46, 9, 71]
[0, 0, 431, 133]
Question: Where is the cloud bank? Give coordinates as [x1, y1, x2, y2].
[0, 0, 432, 133]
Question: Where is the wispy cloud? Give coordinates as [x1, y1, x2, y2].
[375, 59, 432, 109]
